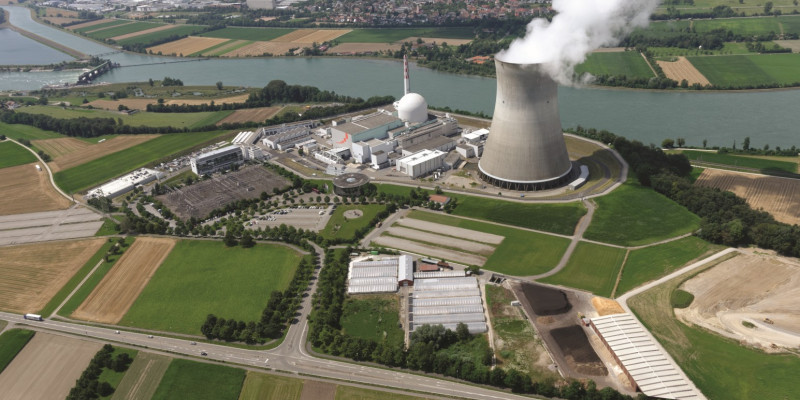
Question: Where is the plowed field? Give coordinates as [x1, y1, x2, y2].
[0, 163, 71, 215]
[287, 29, 350, 43]
[112, 24, 174, 41]
[32, 137, 90, 158]
[49, 135, 158, 172]
[67, 18, 114, 30]
[147, 36, 228, 56]
[657, 56, 711, 86]
[72, 237, 175, 324]
[0, 238, 104, 313]
[223, 41, 298, 56]
[272, 29, 318, 42]
[695, 168, 800, 225]
[216, 106, 281, 125]
[165, 94, 250, 106]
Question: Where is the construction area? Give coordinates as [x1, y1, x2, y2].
[0, 206, 103, 246]
[410, 275, 487, 334]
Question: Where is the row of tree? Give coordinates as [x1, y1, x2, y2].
[66, 344, 132, 400]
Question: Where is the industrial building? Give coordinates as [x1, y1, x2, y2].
[87, 168, 165, 199]
[246, 0, 274, 8]
[400, 135, 455, 157]
[190, 145, 245, 176]
[333, 173, 370, 197]
[409, 276, 487, 334]
[396, 149, 446, 178]
[346, 255, 413, 294]
[232, 130, 261, 145]
[262, 126, 311, 150]
[330, 111, 404, 148]
[258, 120, 318, 137]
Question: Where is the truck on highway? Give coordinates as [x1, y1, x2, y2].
[23, 313, 43, 321]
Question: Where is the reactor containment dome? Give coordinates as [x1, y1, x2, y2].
[397, 92, 428, 124]
[478, 58, 575, 191]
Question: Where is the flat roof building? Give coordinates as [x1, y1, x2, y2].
[330, 111, 403, 148]
[190, 145, 245, 176]
[396, 149, 446, 178]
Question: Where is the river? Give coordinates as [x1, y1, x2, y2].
[1, 5, 799, 148]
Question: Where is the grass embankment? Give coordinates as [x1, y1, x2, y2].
[336, 27, 475, 43]
[19, 106, 232, 129]
[628, 256, 800, 400]
[120, 240, 301, 335]
[152, 359, 245, 400]
[340, 294, 403, 345]
[0, 329, 35, 374]
[575, 51, 655, 79]
[679, 150, 798, 174]
[199, 27, 295, 41]
[407, 211, 569, 276]
[540, 242, 627, 297]
[584, 183, 700, 246]
[54, 129, 229, 193]
[0, 140, 37, 168]
[238, 372, 303, 400]
[320, 204, 385, 241]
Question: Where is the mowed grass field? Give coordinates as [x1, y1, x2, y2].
[540, 242, 627, 297]
[680, 150, 798, 174]
[584, 183, 700, 246]
[238, 372, 303, 400]
[54, 129, 229, 193]
[575, 51, 655, 79]
[0, 329, 35, 374]
[336, 27, 474, 43]
[0, 122, 63, 141]
[408, 211, 570, 276]
[616, 236, 723, 298]
[199, 27, 295, 41]
[0, 141, 37, 168]
[87, 21, 166, 40]
[320, 204, 385, 240]
[688, 54, 800, 87]
[341, 295, 403, 344]
[119, 240, 301, 334]
[152, 359, 244, 400]
[449, 195, 586, 236]
[117, 25, 208, 46]
[19, 106, 232, 129]
[692, 17, 781, 36]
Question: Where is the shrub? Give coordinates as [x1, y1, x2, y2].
[670, 289, 695, 308]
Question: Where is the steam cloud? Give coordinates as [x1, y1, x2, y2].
[497, 0, 659, 85]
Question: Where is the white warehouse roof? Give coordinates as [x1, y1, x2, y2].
[398, 255, 413, 282]
[397, 149, 446, 168]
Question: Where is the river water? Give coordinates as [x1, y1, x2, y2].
[1, 5, 799, 148]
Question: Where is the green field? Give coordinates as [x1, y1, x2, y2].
[238, 372, 303, 400]
[0, 122, 63, 141]
[689, 54, 800, 87]
[335, 386, 430, 400]
[540, 242, 626, 297]
[97, 347, 139, 398]
[584, 183, 700, 246]
[616, 236, 722, 296]
[779, 15, 800, 35]
[575, 51, 655, 79]
[19, 106, 232, 129]
[340, 295, 403, 345]
[117, 25, 208, 46]
[0, 329, 35, 374]
[200, 27, 295, 41]
[320, 204, 385, 241]
[54, 129, 229, 193]
[693, 17, 781, 36]
[87, 22, 166, 40]
[450, 195, 586, 236]
[337, 27, 474, 43]
[95, 218, 120, 236]
[654, 0, 800, 16]
[629, 262, 800, 400]
[0, 141, 37, 168]
[189, 39, 237, 56]
[73, 19, 130, 33]
[649, 42, 752, 57]
[680, 150, 798, 173]
[407, 211, 570, 276]
[208, 40, 253, 56]
[112, 353, 171, 400]
[152, 359, 245, 400]
[120, 240, 301, 334]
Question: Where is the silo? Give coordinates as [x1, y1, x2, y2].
[478, 58, 574, 191]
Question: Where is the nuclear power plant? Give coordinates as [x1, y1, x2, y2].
[478, 58, 576, 191]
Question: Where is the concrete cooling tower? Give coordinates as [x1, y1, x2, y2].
[478, 58, 574, 191]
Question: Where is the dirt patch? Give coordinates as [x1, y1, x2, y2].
[299, 380, 336, 400]
[32, 137, 90, 158]
[73, 237, 175, 324]
[67, 18, 115, 30]
[165, 94, 250, 106]
[147, 36, 228, 56]
[774, 39, 800, 53]
[0, 333, 102, 400]
[591, 297, 625, 316]
[372, 235, 487, 266]
[550, 326, 608, 376]
[398, 216, 504, 244]
[657, 56, 710, 86]
[520, 282, 572, 316]
[223, 41, 300, 56]
[0, 163, 71, 215]
[45, 7, 79, 17]
[0, 238, 104, 313]
[385, 226, 495, 255]
[111, 24, 175, 41]
[49, 135, 158, 172]
[343, 209, 363, 219]
[216, 106, 280, 125]
[329, 42, 402, 54]
[695, 168, 800, 225]
[401, 37, 472, 46]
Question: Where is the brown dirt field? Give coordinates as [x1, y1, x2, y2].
[329, 42, 402, 54]
[290, 29, 351, 43]
[591, 297, 625, 316]
[0, 333, 102, 400]
[45, 7, 78, 17]
[401, 37, 472, 46]
[299, 380, 336, 400]
[216, 106, 281, 125]
[223, 41, 299, 56]
[32, 137, 90, 158]
[43, 17, 80, 25]
[0, 163, 71, 215]
[50, 135, 159, 172]
[592, 47, 627, 53]
[111, 24, 175, 41]
[0, 238, 104, 313]
[85, 21, 135, 34]
[147, 36, 228, 56]
[199, 39, 246, 55]
[67, 18, 116, 30]
[165, 94, 250, 106]
[695, 168, 800, 225]
[72, 237, 176, 324]
[272, 29, 318, 42]
[657, 56, 710, 86]
[774, 39, 800, 53]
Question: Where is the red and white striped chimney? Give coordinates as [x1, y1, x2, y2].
[403, 54, 410, 95]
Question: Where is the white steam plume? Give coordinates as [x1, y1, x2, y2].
[497, 0, 659, 85]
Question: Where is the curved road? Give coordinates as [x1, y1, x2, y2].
[6, 138, 74, 203]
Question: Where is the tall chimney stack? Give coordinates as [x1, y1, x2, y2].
[403, 54, 410, 96]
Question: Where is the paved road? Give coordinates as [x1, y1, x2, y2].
[6, 138, 73, 203]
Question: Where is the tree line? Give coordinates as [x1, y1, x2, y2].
[66, 344, 132, 400]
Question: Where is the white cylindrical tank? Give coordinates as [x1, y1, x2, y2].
[397, 93, 428, 124]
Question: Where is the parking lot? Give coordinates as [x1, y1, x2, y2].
[246, 205, 335, 231]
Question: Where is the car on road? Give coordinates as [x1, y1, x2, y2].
[148, 335, 154, 338]
[190, 341, 197, 345]
[115, 330, 120, 334]
[200, 351, 207, 356]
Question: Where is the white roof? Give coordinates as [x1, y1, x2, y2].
[195, 144, 240, 162]
[398, 149, 446, 167]
[591, 314, 704, 400]
[462, 128, 489, 141]
[398, 255, 413, 282]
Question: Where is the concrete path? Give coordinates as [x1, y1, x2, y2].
[530, 198, 596, 280]
[6, 138, 74, 203]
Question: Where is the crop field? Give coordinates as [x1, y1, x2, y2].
[649, 42, 752, 57]
[30, 137, 88, 158]
[71, 19, 128, 32]
[540, 242, 627, 297]
[584, 183, 700, 246]
[406, 211, 569, 275]
[450, 195, 586, 236]
[117, 25, 208, 46]
[0, 329, 35, 374]
[0, 333, 102, 400]
[680, 150, 797, 173]
[337, 27, 474, 43]
[238, 372, 303, 400]
[88, 22, 166, 40]
[148, 36, 229, 56]
[657, 56, 711, 86]
[320, 204, 385, 240]
[53, 129, 228, 194]
[111, 24, 175, 41]
[112, 353, 171, 400]
[19, 105, 232, 129]
[0, 122, 62, 141]
[615, 236, 722, 296]
[695, 168, 800, 225]
[45, 135, 158, 172]
[204, 39, 252, 56]
[0, 141, 37, 168]
[575, 51, 654, 79]
[72, 237, 176, 324]
[779, 15, 800, 35]
[689, 54, 800, 87]
[152, 359, 244, 400]
[328, 42, 403, 53]
[334, 386, 430, 400]
[270, 29, 351, 43]
[341, 294, 403, 344]
[120, 240, 301, 334]
[200, 27, 295, 41]
[216, 106, 281, 125]
[0, 238, 104, 313]
[222, 41, 300, 57]
[692, 17, 781, 36]
[67, 18, 114, 30]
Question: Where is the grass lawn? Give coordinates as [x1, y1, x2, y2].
[120, 240, 301, 335]
[692, 17, 781, 36]
[615, 236, 723, 297]
[583, 183, 700, 246]
[19, 106, 232, 129]
[152, 359, 245, 400]
[117, 25, 206, 46]
[450, 196, 586, 236]
[320, 204, 385, 241]
[199, 27, 295, 41]
[650, 42, 752, 57]
[113, 353, 171, 400]
[575, 51, 655, 79]
[341, 294, 403, 345]
[0, 141, 37, 168]
[408, 211, 570, 276]
[779, 15, 800, 35]
[94, 218, 120, 236]
[54, 129, 229, 193]
[98, 347, 139, 399]
[629, 259, 800, 400]
[680, 150, 798, 174]
[0, 329, 35, 374]
[335, 386, 430, 400]
[336, 27, 474, 43]
[688, 53, 800, 87]
[540, 242, 626, 297]
[88, 22, 165, 40]
[238, 372, 303, 400]
[0, 121, 63, 141]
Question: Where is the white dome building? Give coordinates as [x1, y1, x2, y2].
[397, 92, 428, 124]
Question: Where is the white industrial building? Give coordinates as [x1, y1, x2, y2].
[401, 136, 456, 157]
[347, 255, 414, 294]
[232, 130, 261, 145]
[462, 128, 489, 142]
[86, 168, 165, 199]
[246, 0, 274, 8]
[262, 126, 311, 150]
[396, 149, 446, 178]
[352, 138, 397, 165]
[190, 144, 267, 176]
[410, 276, 487, 334]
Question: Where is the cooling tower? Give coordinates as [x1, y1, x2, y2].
[478, 58, 574, 191]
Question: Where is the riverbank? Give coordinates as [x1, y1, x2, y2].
[2, 9, 86, 59]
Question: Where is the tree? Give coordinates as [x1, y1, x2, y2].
[240, 231, 255, 248]
[661, 138, 675, 148]
[764, 1, 773, 13]
[216, 81, 223, 90]
[703, 139, 707, 148]
[223, 230, 237, 247]
[676, 137, 686, 147]
[148, 78, 154, 86]
[97, 382, 114, 397]
[743, 136, 750, 151]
